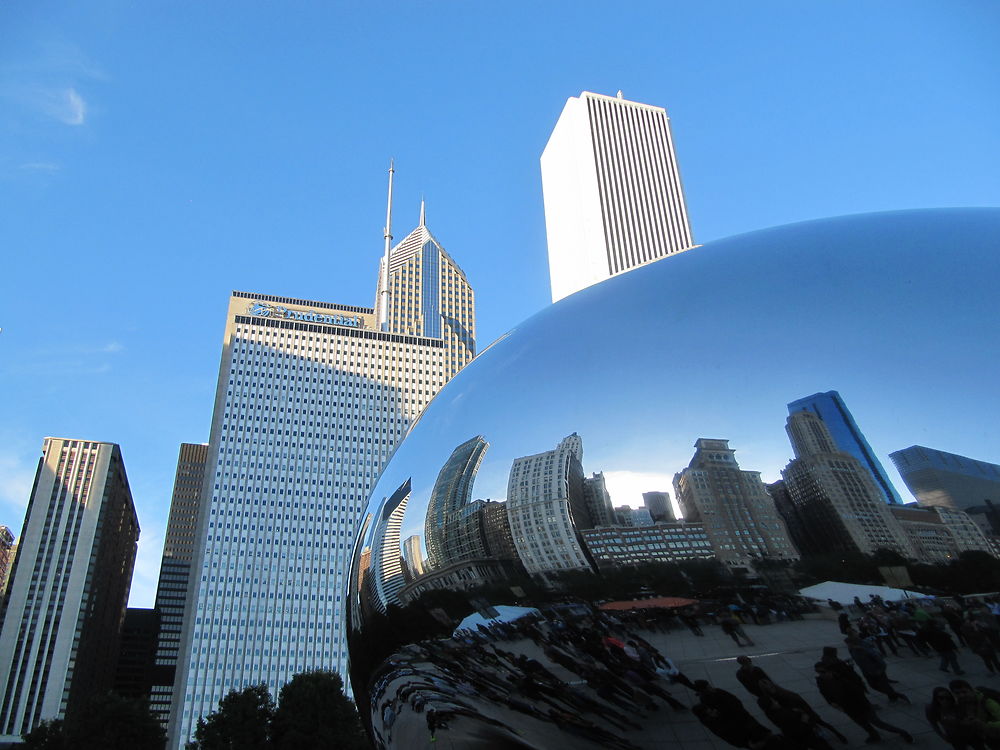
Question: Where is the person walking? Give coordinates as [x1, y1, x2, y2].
[735, 656, 771, 697]
[814, 662, 913, 744]
[721, 615, 755, 647]
[924, 621, 966, 675]
[757, 678, 848, 745]
[845, 635, 910, 703]
[692, 680, 772, 748]
[963, 617, 1000, 675]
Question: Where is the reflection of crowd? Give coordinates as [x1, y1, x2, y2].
[829, 594, 1000, 749]
[364, 591, 1000, 748]
[367, 605, 707, 749]
[364, 595, 816, 749]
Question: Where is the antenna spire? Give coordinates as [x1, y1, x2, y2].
[419, 196, 426, 227]
[378, 159, 395, 331]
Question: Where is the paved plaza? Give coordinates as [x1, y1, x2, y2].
[410, 611, 970, 749]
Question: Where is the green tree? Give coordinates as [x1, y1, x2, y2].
[190, 684, 274, 750]
[271, 671, 367, 750]
[23, 694, 165, 750]
[22, 719, 68, 750]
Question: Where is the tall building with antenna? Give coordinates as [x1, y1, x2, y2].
[541, 90, 695, 302]
[169, 166, 475, 749]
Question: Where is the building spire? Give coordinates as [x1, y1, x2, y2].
[419, 197, 426, 227]
[378, 159, 395, 331]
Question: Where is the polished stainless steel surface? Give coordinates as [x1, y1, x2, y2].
[347, 209, 1000, 748]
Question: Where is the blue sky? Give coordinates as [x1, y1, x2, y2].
[2, 1, 998, 606]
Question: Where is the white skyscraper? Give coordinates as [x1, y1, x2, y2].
[0, 438, 139, 741]
[541, 91, 695, 302]
[170, 172, 475, 748]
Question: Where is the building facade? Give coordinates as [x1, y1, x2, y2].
[614, 505, 654, 527]
[787, 390, 902, 505]
[506, 434, 595, 578]
[673, 439, 799, 571]
[114, 608, 161, 703]
[0, 438, 139, 741]
[150, 443, 208, 731]
[781, 411, 915, 558]
[581, 523, 714, 569]
[170, 203, 475, 748]
[643, 491, 675, 523]
[890, 445, 1000, 510]
[540, 91, 695, 302]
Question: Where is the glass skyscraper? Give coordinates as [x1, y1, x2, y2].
[787, 390, 903, 505]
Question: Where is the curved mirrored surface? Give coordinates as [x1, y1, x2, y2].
[347, 209, 1000, 748]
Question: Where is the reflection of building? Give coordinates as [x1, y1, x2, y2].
[424, 436, 489, 569]
[399, 558, 518, 605]
[402, 535, 424, 580]
[0, 438, 139, 742]
[889, 505, 994, 563]
[541, 91, 694, 302]
[368, 480, 411, 612]
[507, 433, 595, 577]
[788, 391, 902, 505]
[173, 188, 476, 747]
[890, 445, 1000, 510]
[583, 473, 616, 527]
[781, 411, 915, 558]
[581, 523, 714, 569]
[643, 491, 675, 523]
[615, 505, 654, 527]
[0, 527, 14, 597]
[674, 439, 799, 570]
[150, 443, 207, 732]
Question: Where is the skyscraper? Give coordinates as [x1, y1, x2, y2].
[787, 390, 902, 505]
[540, 90, 695, 302]
[673, 439, 799, 571]
[0, 438, 139, 741]
[643, 491, 675, 523]
[170, 176, 475, 748]
[781, 411, 915, 558]
[150, 443, 208, 732]
[889, 445, 1000, 510]
[506, 433, 594, 578]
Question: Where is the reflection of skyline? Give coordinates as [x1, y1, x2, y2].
[424, 436, 489, 570]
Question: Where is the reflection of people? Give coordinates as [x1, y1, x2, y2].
[692, 679, 772, 748]
[926, 686, 985, 750]
[735, 656, 770, 697]
[814, 661, 913, 744]
[721, 615, 755, 646]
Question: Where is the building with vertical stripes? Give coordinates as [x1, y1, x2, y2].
[0, 438, 138, 741]
[540, 90, 695, 302]
[170, 190, 475, 748]
[149, 442, 208, 732]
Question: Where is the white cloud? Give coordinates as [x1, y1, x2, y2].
[61, 88, 86, 125]
[100, 341, 124, 353]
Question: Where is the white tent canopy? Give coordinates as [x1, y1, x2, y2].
[799, 580, 932, 604]
[454, 605, 541, 635]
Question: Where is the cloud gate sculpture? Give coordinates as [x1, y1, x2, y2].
[347, 209, 1000, 748]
